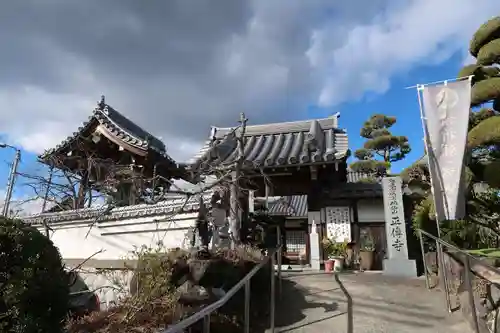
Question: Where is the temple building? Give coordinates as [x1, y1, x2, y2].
[38, 96, 189, 208]
[23, 106, 393, 307]
[188, 114, 355, 265]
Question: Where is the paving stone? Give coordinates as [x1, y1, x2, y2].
[270, 271, 470, 333]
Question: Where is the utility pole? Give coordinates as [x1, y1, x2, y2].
[41, 166, 54, 236]
[2, 146, 21, 217]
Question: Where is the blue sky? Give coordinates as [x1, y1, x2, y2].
[0, 49, 465, 202]
[310, 51, 465, 173]
[1, 1, 498, 213]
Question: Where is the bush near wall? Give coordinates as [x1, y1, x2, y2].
[66, 245, 272, 333]
[0, 217, 70, 333]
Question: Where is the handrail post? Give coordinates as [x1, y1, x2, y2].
[464, 256, 480, 333]
[203, 314, 210, 333]
[277, 227, 282, 297]
[436, 241, 452, 312]
[270, 253, 276, 333]
[244, 280, 251, 333]
[161, 247, 281, 333]
[418, 229, 430, 290]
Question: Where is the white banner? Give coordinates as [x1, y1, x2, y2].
[421, 79, 471, 221]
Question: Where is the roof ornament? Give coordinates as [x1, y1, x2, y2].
[332, 112, 340, 127]
[98, 95, 106, 108]
[210, 127, 217, 142]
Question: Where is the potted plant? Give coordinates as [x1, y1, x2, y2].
[322, 238, 335, 272]
[322, 238, 348, 272]
[359, 232, 375, 271]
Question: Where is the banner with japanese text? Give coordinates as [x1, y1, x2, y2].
[421, 79, 471, 221]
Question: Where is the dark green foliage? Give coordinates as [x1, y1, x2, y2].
[471, 77, 500, 107]
[0, 218, 70, 333]
[467, 115, 500, 150]
[350, 114, 410, 175]
[477, 39, 500, 66]
[462, 16, 500, 110]
[349, 159, 389, 175]
[469, 16, 500, 57]
[469, 108, 498, 129]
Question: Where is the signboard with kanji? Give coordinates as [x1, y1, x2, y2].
[325, 206, 351, 242]
[382, 176, 409, 260]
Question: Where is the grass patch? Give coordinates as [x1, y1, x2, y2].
[467, 248, 500, 258]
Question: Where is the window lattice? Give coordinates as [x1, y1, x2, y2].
[286, 230, 306, 253]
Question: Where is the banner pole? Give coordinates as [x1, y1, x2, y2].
[405, 75, 473, 90]
[416, 85, 443, 239]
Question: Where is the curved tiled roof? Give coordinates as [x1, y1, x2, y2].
[261, 195, 308, 217]
[23, 191, 309, 225]
[39, 96, 172, 162]
[188, 115, 348, 170]
[23, 193, 213, 225]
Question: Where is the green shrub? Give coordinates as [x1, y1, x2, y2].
[0, 217, 70, 333]
[67, 244, 270, 333]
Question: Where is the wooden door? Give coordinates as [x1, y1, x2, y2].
[359, 224, 387, 270]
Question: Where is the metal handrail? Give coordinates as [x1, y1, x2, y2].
[418, 229, 500, 275]
[417, 228, 500, 333]
[162, 244, 283, 333]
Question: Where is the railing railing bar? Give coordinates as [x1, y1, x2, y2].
[418, 230, 430, 290]
[277, 227, 282, 298]
[418, 229, 500, 275]
[244, 280, 250, 333]
[162, 245, 282, 333]
[464, 256, 480, 333]
[418, 228, 495, 333]
[203, 314, 210, 333]
[270, 253, 276, 333]
[436, 241, 452, 312]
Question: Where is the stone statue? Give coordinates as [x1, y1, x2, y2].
[196, 196, 210, 249]
[209, 189, 229, 249]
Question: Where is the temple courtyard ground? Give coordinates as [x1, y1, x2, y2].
[271, 271, 470, 333]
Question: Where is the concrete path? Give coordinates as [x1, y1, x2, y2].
[272, 271, 470, 333]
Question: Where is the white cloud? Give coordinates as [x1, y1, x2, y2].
[0, 188, 45, 217]
[0, 0, 497, 165]
[310, 0, 500, 106]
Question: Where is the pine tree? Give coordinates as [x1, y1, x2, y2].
[350, 114, 411, 176]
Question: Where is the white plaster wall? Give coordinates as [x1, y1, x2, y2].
[357, 199, 385, 223]
[34, 212, 201, 307]
[36, 212, 199, 261]
[76, 268, 135, 310]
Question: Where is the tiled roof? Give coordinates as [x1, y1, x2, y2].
[188, 115, 348, 169]
[23, 192, 214, 225]
[346, 171, 378, 183]
[39, 96, 172, 161]
[24, 191, 310, 225]
[264, 195, 308, 218]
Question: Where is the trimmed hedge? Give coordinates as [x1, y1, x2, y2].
[0, 218, 70, 333]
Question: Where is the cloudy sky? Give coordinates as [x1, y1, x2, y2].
[0, 0, 498, 213]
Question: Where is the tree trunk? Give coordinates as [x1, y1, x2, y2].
[229, 170, 240, 247]
[75, 172, 89, 209]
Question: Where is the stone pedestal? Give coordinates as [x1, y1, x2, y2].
[383, 258, 417, 278]
[382, 177, 417, 277]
